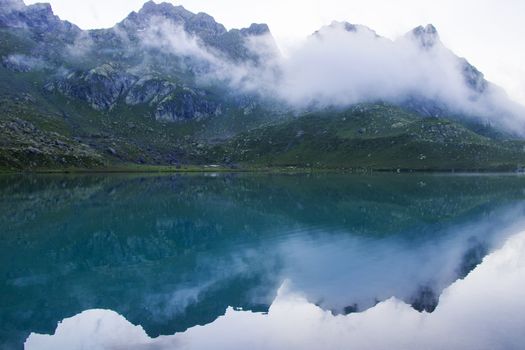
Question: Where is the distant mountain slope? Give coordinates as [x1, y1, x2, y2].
[0, 0, 524, 171]
[212, 104, 525, 171]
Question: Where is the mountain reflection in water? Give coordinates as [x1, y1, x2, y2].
[26, 229, 525, 350]
[1, 173, 525, 349]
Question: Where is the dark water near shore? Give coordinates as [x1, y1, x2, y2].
[1, 173, 525, 349]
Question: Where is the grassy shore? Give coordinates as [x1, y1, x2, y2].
[1, 163, 524, 175]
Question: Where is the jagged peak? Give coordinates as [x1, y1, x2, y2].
[139, 1, 191, 16]
[1, 0, 54, 14]
[0, 0, 79, 33]
[0, 0, 57, 18]
[190, 11, 227, 35]
[121, 1, 227, 36]
[26, 2, 53, 13]
[131, 1, 193, 23]
[240, 23, 270, 36]
[409, 24, 441, 49]
[0, 0, 25, 12]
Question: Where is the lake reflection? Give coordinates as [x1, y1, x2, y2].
[1, 173, 525, 349]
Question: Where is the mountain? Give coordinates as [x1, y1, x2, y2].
[212, 104, 525, 171]
[401, 24, 492, 116]
[1, 0, 524, 171]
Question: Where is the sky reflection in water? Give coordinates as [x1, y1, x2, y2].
[0, 173, 524, 349]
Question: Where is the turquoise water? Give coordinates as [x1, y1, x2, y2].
[2, 173, 525, 349]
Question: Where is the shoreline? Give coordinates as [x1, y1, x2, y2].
[1, 164, 524, 175]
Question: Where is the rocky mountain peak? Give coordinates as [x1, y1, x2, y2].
[24, 2, 54, 18]
[0, 0, 26, 12]
[190, 11, 227, 36]
[115, 1, 274, 62]
[122, 1, 227, 37]
[239, 23, 270, 36]
[139, 1, 192, 19]
[410, 24, 440, 49]
[0, 0, 79, 35]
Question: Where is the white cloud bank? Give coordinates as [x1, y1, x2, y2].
[136, 19, 525, 133]
[22, 0, 525, 108]
[25, 228, 525, 350]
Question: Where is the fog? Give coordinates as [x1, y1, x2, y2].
[2, 1, 525, 132]
[132, 17, 525, 132]
[137, 17, 280, 94]
[6, 1, 524, 131]
[2, 54, 50, 72]
[25, 227, 525, 350]
[276, 23, 465, 108]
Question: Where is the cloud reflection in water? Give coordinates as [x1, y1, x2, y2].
[26, 229, 525, 350]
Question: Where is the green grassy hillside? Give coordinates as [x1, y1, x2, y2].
[2, 14, 525, 172]
[212, 104, 525, 171]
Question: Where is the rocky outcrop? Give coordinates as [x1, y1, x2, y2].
[239, 23, 271, 36]
[0, 0, 25, 12]
[0, 0, 79, 36]
[461, 59, 488, 94]
[116, 1, 275, 62]
[0, 118, 104, 169]
[49, 64, 137, 111]
[0, 0, 521, 135]
[154, 89, 221, 122]
[125, 77, 177, 106]
[121, 1, 227, 37]
[48, 70, 223, 121]
[410, 24, 440, 49]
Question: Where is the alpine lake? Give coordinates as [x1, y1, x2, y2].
[1, 173, 525, 350]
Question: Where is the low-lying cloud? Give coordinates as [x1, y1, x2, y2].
[137, 17, 280, 94]
[135, 19, 525, 132]
[2, 54, 50, 72]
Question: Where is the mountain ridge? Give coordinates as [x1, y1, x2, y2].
[1, 0, 524, 171]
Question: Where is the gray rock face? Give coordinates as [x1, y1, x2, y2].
[0, 0, 25, 12]
[119, 2, 227, 38]
[1, 0, 511, 131]
[116, 1, 275, 62]
[0, 0, 276, 123]
[155, 89, 221, 122]
[0, 0, 79, 35]
[410, 24, 440, 49]
[461, 59, 488, 94]
[190, 12, 228, 37]
[240, 23, 271, 36]
[50, 66, 224, 121]
[52, 64, 138, 111]
[125, 78, 177, 106]
[0, 117, 103, 169]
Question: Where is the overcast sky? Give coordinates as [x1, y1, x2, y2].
[24, 0, 525, 105]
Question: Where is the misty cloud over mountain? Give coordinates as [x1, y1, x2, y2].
[2, 0, 524, 131]
[2, 0, 525, 171]
[2, 0, 524, 134]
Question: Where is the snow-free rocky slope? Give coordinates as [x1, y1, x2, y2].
[1, 0, 524, 171]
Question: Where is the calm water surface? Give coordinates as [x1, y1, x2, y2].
[1, 173, 525, 349]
